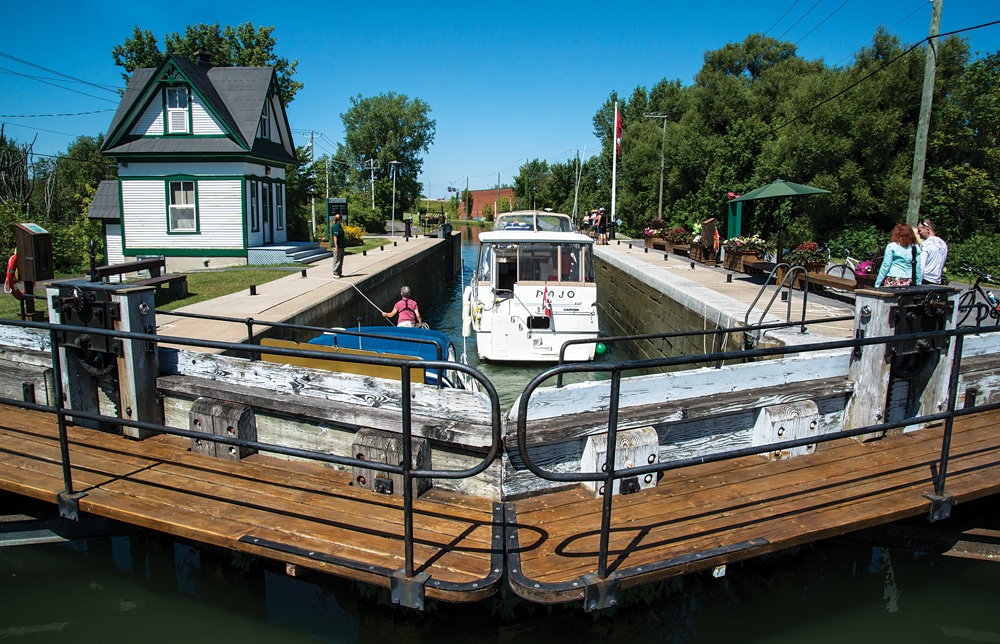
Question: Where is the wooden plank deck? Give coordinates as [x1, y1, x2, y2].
[0, 405, 502, 604]
[507, 409, 1000, 605]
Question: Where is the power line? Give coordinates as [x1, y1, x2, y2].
[795, 0, 852, 46]
[0, 65, 120, 104]
[777, 0, 825, 40]
[0, 50, 121, 93]
[772, 19, 1000, 134]
[764, 1, 802, 37]
[833, 1, 929, 67]
[0, 109, 116, 118]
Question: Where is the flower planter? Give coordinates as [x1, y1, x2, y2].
[645, 237, 670, 252]
[855, 273, 877, 289]
[724, 251, 757, 272]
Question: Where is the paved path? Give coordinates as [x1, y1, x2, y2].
[156, 235, 442, 345]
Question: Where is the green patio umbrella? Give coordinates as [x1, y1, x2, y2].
[726, 178, 831, 255]
[729, 178, 831, 203]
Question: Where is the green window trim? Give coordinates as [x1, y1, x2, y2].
[165, 178, 201, 234]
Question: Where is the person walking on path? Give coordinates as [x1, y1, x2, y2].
[330, 214, 346, 278]
[594, 208, 608, 245]
[382, 286, 423, 327]
[917, 219, 948, 284]
[875, 222, 923, 287]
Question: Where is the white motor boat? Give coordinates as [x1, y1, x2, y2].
[463, 211, 599, 362]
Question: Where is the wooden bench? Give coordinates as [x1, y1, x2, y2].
[743, 259, 776, 276]
[92, 258, 188, 297]
[792, 271, 856, 292]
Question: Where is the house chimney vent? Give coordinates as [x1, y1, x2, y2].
[194, 50, 212, 67]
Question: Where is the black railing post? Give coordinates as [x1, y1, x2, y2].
[401, 366, 415, 577]
[929, 334, 964, 520]
[597, 370, 623, 579]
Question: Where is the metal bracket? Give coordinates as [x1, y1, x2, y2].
[390, 570, 430, 610]
[581, 573, 620, 612]
[374, 477, 393, 495]
[57, 491, 87, 521]
[925, 492, 953, 522]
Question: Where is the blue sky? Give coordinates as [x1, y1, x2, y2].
[3, 1, 998, 198]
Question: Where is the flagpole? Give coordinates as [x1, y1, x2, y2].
[611, 102, 618, 223]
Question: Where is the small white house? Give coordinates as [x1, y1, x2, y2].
[89, 53, 318, 271]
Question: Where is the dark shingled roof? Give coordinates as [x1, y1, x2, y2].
[87, 180, 120, 220]
[102, 55, 295, 164]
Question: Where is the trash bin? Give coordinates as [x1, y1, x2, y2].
[403, 218, 412, 239]
[437, 222, 453, 238]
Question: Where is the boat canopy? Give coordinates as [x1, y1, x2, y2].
[493, 210, 574, 233]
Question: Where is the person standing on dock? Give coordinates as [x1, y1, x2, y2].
[875, 222, 922, 287]
[917, 219, 948, 284]
[330, 214, 345, 278]
[383, 286, 423, 327]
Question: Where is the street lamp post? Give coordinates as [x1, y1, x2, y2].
[644, 112, 668, 220]
[389, 160, 400, 237]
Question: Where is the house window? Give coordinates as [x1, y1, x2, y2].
[259, 100, 271, 140]
[275, 186, 284, 230]
[168, 180, 197, 232]
[166, 87, 190, 134]
[250, 182, 260, 232]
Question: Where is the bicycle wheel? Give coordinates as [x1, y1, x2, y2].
[956, 289, 979, 327]
[826, 264, 853, 280]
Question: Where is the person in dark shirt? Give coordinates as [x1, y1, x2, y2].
[330, 214, 345, 278]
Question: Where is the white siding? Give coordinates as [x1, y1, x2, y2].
[191, 96, 225, 135]
[121, 179, 245, 251]
[196, 181, 245, 248]
[121, 181, 167, 249]
[105, 224, 124, 265]
[131, 99, 164, 136]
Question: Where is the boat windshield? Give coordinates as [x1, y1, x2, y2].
[476, 241, 593, 285]
[493, 212, 573, 232]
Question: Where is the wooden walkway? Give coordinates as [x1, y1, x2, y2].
[507, 409, 1000, 605]
[0, 405, 502, 605]
[2, 403, 1000, 607]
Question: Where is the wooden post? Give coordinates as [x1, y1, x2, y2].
[116, 287, 161, 439]
[844, 289, 895, 440]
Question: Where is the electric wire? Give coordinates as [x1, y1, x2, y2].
[777, 0, 825, 40]
[795, 0, 852, 46]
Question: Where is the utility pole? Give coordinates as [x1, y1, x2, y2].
[389, 160, 400, 236]
[906, 0, 943, 227]
[366, 158, 377, 211]
[644, 112, 669, 220]
[309, 131, 316, 240]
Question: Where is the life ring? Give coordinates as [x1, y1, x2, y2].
[4, 254, 22, 301]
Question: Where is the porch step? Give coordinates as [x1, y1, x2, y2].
[248, 242, 331, 266]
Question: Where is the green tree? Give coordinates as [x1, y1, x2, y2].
[284, 145, 314, 240]
[112, 22, 303, 104]
[340, 93, 436, 231]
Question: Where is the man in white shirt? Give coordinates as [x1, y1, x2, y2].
[917, 219, 948, 284]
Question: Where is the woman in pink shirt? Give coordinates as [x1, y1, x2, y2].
[382, 286, 423, 327]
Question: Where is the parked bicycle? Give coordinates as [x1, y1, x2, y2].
[956, 265, 1000, 327]
[825, 247, 861, 281]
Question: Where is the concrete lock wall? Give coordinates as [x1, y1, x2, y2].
[595, 255, 746, 362]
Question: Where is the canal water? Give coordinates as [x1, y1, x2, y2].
[3, 227, 998, 641]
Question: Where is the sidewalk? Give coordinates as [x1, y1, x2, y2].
[155, 235, 442, 345]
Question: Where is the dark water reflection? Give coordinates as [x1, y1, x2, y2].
[3, 492, 999, 642]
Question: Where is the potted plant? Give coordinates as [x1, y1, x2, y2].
[643, 218, 667, 248]
[782, 241, 826, 272]
[854, 257, 879, 289]
[722, 234, 770, 271]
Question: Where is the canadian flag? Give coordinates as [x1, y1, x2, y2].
[542, 287, 552, 318]
[615, 111, 623, 157]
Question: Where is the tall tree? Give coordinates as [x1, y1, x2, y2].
[340, 92, 436, 231]
[112, 22, 302, 104]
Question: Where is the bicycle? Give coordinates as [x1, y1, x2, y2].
[956, 265, 1000, 327]
[825, 247, 861, 281]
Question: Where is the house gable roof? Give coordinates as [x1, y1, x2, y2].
[102, 54, 295, 164]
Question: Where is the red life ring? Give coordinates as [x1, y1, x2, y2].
[5, 253, 22, 300]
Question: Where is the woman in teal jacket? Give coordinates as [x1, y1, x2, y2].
[875, 222, 923, 287]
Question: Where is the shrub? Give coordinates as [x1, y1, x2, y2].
[948, 233, 1000, 280]
[663, 227, 692, 244]
[344, 224, 366, 247]
[782, 241, 826, 266]
[825, 224, 886, 262]
[722, 234, 771, 256]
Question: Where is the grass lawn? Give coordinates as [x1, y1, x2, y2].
[0, 238, 391, 321]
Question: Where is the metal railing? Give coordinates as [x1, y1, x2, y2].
[0, 315, 502, 607]
[517, 323, 1000, 605]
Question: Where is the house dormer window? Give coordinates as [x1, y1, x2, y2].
[259, 100, 271, 140]
[166, 87, 190, 134]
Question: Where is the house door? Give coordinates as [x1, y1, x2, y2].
[262, 183, 273, 244]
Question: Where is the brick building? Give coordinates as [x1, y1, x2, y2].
[458, 188, 516, 220]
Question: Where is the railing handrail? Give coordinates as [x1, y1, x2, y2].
[517, 322, 1000, 581]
